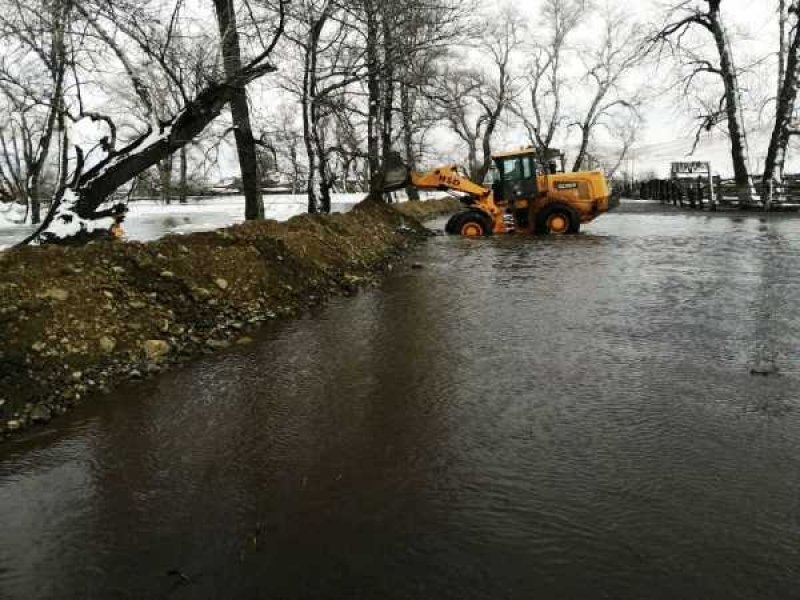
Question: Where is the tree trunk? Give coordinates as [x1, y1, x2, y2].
[19, 65, 275, 246]
[213, 0, 264, 220]
[381, 8, 394, 162]
[467, 142, 479, 182]
[477, 104, 503, 183]
[779, 0, 787, 104]
[301, 6, 334, 214]
[364, 0, 382, 197]
[764, 22, 800, 185]
[179, 147, 188, 203]
[381, 13, 395, 203]
[400, 81, 419, 200]
[315, 134, 332, 213]
[27, 0, 69, 224]
[573, 125, 592, 172]
[158, 156, 173, 203]
[289, 146, 299, 195]
[708, 1, 751, 187]
[302, 37, 318, 214]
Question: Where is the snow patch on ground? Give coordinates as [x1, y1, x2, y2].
[0, 203, 27, 227]
[0, 192, 434, 250]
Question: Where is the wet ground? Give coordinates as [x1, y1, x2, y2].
[3, 201, 800, 599]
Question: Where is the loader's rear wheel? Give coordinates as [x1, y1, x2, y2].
[448, 211, 492, 237]
[536, 204, 579, 235]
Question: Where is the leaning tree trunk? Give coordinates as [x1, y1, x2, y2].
[708, 1, 752, 189]
[572, 124, 592, 173]
[779, 0, 787, 103]
[213, 0, 264, 220]
[18, 65, 275, 246]
[764, 8, 800, 187]
[572, 83, 607, 172]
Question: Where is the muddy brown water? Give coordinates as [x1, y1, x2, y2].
[3, 201, 800, 599]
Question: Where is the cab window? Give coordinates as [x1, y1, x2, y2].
[498, 156, 534, 182]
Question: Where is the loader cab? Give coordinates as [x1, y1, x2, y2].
[491, 151, 539, 205]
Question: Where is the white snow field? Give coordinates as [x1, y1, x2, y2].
[0, 192, 420, 250]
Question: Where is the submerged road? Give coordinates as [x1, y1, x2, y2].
[3, 201, 800, 599]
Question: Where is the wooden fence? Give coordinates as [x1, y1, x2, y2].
[629, 176, 800, 211]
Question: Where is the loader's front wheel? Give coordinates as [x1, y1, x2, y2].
[448, 211, 492, 237]
[536, 204, 579, 235]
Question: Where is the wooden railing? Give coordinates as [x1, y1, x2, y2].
[626, 177, 800, 211]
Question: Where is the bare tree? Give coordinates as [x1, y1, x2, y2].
[651, 0, 754, 188]
[763, 1, 800, 190]
[296, 0, 365, 212]
[515, 0, 585, 153]
[571, 8, 644, 172]
[256, 103, 305, 194]
[605, 110, 643, 179]
[435, 6, 522, 182]
[0, 0, 70, 223]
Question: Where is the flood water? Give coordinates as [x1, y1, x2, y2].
[3, 201, 800, 599]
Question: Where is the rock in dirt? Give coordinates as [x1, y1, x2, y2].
[206, 339, 231, 350]
[99, 336, 116, 353]
[39, 287, 70, 302]
[142, 340, 171, 361]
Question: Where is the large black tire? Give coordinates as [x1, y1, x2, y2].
[447, 210, 493, 237]
[535, 203, 580, 235]
[444, 212, 460, 234]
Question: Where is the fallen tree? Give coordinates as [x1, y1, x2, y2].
[16, 0, 286, 246]
[18, 66, 276, 246]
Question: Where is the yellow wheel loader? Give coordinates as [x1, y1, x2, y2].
[384, 147, 616, 236]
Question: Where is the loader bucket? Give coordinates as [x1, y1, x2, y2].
[382, 152, 410, 192]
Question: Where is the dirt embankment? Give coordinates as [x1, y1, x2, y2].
[0, 198, 461, 436]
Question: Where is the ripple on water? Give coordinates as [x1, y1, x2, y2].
[4, 203, 800, 599]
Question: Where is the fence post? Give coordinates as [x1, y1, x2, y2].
[709, 174, 717, 211]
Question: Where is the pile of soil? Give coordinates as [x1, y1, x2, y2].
[0, 198, 461, 436]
